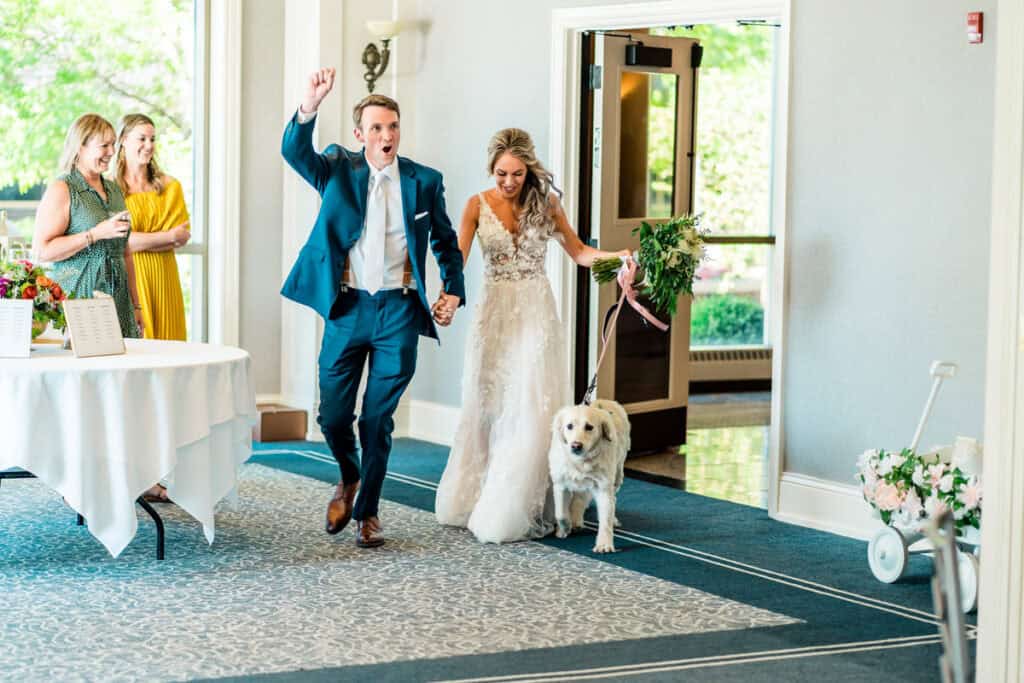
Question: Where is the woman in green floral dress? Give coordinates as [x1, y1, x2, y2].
[32, 113, 143, 338]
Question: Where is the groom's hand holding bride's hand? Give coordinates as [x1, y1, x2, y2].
[301, 67, 336, 115]
[431, 292, 460, 327]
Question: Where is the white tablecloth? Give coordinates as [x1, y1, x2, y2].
[0, 339, 257, 557]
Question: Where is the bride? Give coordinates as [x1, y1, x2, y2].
[434, 128, 628, 543]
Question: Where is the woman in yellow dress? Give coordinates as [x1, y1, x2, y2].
[115, 113, 190, 341]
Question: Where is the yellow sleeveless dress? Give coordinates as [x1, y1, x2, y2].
[125, 178, 189, 340]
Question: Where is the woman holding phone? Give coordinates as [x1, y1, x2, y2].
[33, 113, 143, 338]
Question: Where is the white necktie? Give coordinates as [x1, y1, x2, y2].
[364, 173, 388, 294]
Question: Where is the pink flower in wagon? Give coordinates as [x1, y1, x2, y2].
[873, 482, 904, 511]
[957, 479, 982, 511]
[927, 463, 946, 488]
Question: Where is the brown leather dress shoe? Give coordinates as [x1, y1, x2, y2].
[355, 517, 385, 548]
[325, 481, 359, 535]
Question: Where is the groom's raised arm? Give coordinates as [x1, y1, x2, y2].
[281, 114, 334, 196]
[282, 67, 338, 195]
[429, 177, 466, 307]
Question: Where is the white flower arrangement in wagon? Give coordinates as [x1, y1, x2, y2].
[857, 361, 982, 613]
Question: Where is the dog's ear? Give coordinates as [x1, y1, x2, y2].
[552, 408, 568, 443]
[600, 413, 618, 443]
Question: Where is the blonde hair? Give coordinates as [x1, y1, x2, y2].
[114, 113, 166, 194]
[486, 128, 561, 237]
[57, 113, 116, 174]
[352, 94, 400, 129]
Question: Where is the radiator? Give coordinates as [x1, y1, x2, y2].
[689, 346, 773, 382]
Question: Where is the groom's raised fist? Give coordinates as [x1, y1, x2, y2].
[301, 67, 336, 115]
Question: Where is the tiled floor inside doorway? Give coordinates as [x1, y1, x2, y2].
[624, 392, 771, 508]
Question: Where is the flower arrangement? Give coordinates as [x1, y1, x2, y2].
[0, 259, 69, 337]
[857, 446, 981, 536]
[592, 214, 707, 316]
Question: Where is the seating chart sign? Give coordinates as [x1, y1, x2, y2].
[0, 299, 32, 358]
[63, 293, 126, 358]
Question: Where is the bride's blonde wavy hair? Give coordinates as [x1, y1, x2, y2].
[486, 128, 561, 237]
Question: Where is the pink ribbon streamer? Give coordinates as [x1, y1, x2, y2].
[616, 257, 670, 333]
[585, 256, 669, 404]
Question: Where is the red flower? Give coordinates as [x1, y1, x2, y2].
[50, 283, 64, 300]
[21, 285, 37, 299]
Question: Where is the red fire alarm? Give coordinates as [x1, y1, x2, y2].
[967, 12, 983, 44]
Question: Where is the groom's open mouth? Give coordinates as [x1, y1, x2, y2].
[382, 145, 394, 155]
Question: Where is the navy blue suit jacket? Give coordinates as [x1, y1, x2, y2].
[280, 113, 465, 340]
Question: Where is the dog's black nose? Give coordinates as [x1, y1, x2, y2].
[570, 442, 584, 455]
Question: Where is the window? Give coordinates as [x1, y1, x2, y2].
[654, 23, 776, 348]
[0, 0, 206, 340]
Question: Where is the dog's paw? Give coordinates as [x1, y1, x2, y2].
[556, 518, 572, 539]
[593, 539, 616, 553]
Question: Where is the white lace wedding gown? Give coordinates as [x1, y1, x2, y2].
[434, 194, 569, 543]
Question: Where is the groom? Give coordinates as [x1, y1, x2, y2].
[281, 67, 464, 548]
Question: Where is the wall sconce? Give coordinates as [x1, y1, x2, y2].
[363, 21, 404, 93]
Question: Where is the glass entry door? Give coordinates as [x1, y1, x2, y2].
[585, 32, 699, 452]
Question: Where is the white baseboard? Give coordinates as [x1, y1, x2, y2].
[394, 398, 460, 446]
[774, 472, 879, 540]
[255, 393, 283, 405]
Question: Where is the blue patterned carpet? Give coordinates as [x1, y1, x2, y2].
[0, 438, 973, 682]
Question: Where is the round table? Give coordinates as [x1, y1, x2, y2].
[0, 339, 256, 558]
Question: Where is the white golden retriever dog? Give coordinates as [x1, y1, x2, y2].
[548, 399, 631, 553]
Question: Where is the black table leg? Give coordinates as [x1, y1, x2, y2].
[135, 497, 165, 560]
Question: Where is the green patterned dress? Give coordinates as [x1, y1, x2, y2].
[50, 169, 140, 338]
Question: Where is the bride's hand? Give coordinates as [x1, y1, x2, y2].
[432, 292, 460, 327]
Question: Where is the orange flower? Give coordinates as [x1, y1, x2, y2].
[21, 285, 37, 299]
[36, 276, 53, 288]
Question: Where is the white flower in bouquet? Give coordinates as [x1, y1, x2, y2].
[878, 452, 905, 476]
[857, 449, 878, 474]
[927, 463, 946, 488]
[924, 494, 948, 518]
[911, 464, 926, 488]
[938, 473, 955, 494]
[899, 488, 924, 521]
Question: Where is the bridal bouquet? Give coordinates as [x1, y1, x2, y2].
[591, 214, 707, 316]
[0, 259, 69, 337]
[856, 445, 982, 535]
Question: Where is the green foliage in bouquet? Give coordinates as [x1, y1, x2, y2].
[591, 214, 707, 316]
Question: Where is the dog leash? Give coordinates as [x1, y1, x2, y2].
[581, 258, 668, 406]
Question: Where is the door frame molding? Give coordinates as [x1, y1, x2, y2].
[547, 0, 791, 515]
[977, 0, 1024, 677]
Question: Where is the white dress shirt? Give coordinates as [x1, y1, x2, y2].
[295, 107, 413, 292]
[349, 160, 412, 291]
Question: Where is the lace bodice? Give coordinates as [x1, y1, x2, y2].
[476, 194, 551, 282]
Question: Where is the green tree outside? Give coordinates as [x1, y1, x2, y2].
[0, 0, 194, 238]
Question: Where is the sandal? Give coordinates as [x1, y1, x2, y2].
[141, 484, 171, 503]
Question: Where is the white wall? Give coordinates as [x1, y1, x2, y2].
[782, 0, 994, 482]
[239, 0, 284, 395]
[237, 0, 997, 489]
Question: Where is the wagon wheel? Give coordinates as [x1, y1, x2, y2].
[957, 550, 980, 613]
[868, 526, 909, 583]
